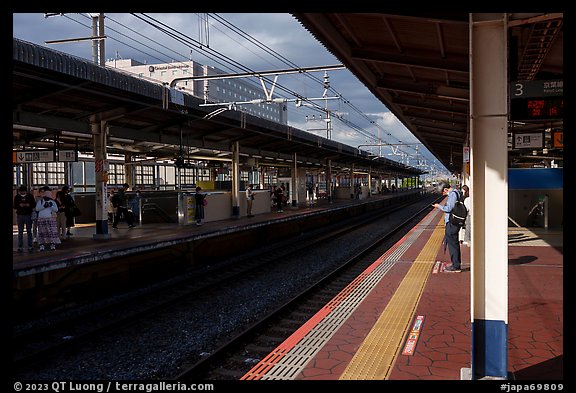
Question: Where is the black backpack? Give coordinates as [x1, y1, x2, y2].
[111, 193, 121, 208]
[449, 189, 468, 227]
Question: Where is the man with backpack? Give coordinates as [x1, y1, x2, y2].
[111, 183, 135, 229]
[432, 183, 467, 272]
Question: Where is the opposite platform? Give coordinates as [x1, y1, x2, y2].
[12, 192, 425, 314]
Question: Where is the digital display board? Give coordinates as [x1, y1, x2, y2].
[510, 97, 563, 120]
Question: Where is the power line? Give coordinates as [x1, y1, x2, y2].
[209, 13, 422, 156]
[45, 13, 434, 167]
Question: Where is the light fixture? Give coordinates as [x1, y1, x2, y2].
[13, 124, 47, 132]
[61, 130, 91, 138]
[109, 136, 135, 144]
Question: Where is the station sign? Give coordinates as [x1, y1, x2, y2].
[14, 150, 55, 163]
[513, 132, 544, 149]
[463, 146, 470, 163]
[552, 130, 563, 148]
[510, 79, 562, 98]
[13, 149, 78, 163]
[58, 150, 78, 162]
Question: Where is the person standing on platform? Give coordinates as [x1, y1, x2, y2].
[13, 185, 36, 252]
[270, 185, 277, 208]
[246, 184, 255, 217]
[54, 188, 68, 240]
[31, 187, 42, 244]
[280, 182, 287, 207]
[35, 186, 60, 251]
[112, 183, 135, 229]
[108, 189, 116, 222]
[61, 185, 78, 237]
[459, 185, 471, 246]
[130, 189, 142, 225]
[194, 186, 206, 226]
[274, 184, 284, 212]
[432, 182, 462, 272]
[306, 182, 314, 206]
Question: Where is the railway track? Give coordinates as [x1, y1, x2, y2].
[174, 199, 435, 380]
[13, 195, 439, 379]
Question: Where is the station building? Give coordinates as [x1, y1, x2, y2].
[105, 58, 288, 125]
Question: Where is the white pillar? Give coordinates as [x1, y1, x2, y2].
[349, 164, 354, 198]
[368, 167, 372, 197]
[292, 153, 298, 207]
[470, 13, 508, 379]
[326, 160, 332, 202]
[232, 141, 240, 218]
[92, 120, 110, 239]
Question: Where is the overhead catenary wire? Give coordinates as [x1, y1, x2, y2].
[56, 13, 434, 167]
[121, 13, 387, 145]
[207, 14, 423, 157]
[108, 13, 397, 146]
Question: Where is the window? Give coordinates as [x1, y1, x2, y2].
[71, 161, 88, 192]
[156, 164, 176, 190]
[179, 167, 195, 188]
[13, 167, 23, 187]
[107, 162, 125, 187]
[134, 164, 155, 188]
[31, 162, 66, 189]
[196, 167, 211, 182]
[240, 169, 250, 185]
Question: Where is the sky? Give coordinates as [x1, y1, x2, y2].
[12, 12, 449, 175]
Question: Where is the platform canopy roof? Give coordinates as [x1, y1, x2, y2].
[12, 38, 423, 177]
[293, 13, 563, 173]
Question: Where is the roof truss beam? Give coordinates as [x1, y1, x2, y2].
[350, 47, 469, 74]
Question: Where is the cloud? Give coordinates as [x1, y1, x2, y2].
[12, 12, 444, 172]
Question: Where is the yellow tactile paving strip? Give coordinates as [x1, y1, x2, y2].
[241, 210, 440, 380]
[339, 217, 445, 380]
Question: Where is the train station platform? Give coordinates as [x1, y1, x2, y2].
[11, 191, 563, 381]
[239, 206, 563, 381]
[12, 191, 424, 315]
[12, 192, 415, 274]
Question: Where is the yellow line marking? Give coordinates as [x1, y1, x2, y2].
[339, 217, 445, 380]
